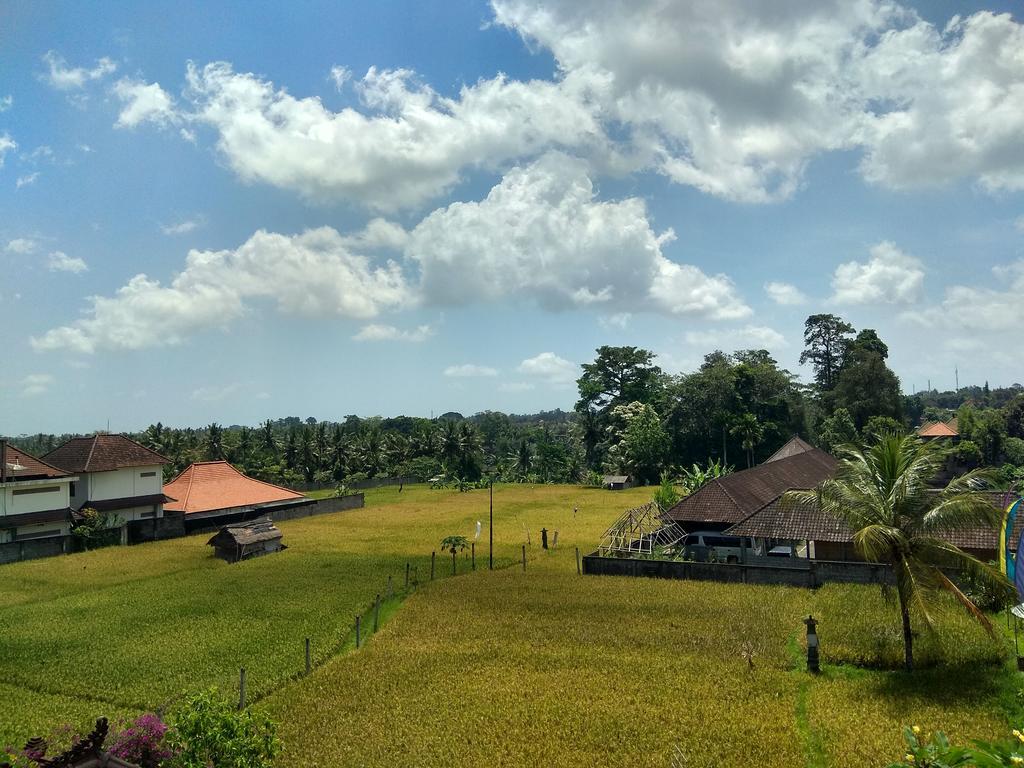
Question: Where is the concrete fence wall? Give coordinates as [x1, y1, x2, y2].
[0, 495, 365, 566]
[582, 552, 896, 588]
[273, 493, 364, 521]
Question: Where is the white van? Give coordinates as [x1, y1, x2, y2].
[681, 531, 755, 563]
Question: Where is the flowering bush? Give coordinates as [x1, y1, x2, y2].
[887, 725, 1024, 767]
[108, 713, 173, 767]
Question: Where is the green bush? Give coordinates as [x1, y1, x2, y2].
[166, 690, 280, 768]
[1004, 437, 1024, 467]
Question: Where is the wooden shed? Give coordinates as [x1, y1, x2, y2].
[603, 474, 633, 491]
[207, 516, 285, 563]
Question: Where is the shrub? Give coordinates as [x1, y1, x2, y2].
[166, 690, 280, 768]
[108, 713, 172, 767]
[955, 440, 984, 469]
[70, 508, 122, 551]
[885, 725, 1024, 766]
[651, 471, 681, 512]
[1004, 437, 1024, 467]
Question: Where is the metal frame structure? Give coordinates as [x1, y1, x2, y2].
[597, 502, 686, 557]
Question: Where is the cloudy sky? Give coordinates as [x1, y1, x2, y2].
[3, 0, 1024, 434]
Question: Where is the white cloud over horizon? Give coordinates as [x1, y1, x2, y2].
[831, 241, 925, 305]
[684, 325, 788, 351]
[41, 51, 116, 90]
[443, 364, 499, 378]
[47, 251, 88, 274]
[353, 323, 434, 342]
[517, 352, 578, 386]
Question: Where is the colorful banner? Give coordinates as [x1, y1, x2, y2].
[1001, 497, 1022, 582]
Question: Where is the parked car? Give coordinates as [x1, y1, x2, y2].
[681, 531, 755, 563]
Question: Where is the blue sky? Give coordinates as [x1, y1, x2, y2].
[2, 0, 1023, 434]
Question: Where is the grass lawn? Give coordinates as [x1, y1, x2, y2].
[1, 483, 1017, 766]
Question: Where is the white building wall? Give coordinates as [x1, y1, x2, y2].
[79, 465, 163, 504]
[1, 479, 71, 516]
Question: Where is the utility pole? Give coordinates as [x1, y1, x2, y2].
[489, 476, 494, 570]
[955, 367, 959, 392]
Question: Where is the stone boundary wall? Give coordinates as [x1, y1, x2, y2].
[273, 493, 365, 521]
[582, 552, 896, 588]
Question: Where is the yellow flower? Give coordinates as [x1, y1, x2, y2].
[912, 725, 921, 735]
[905, 754, 914, 763]
[1011, 756, 1023, 765]
[1016, 729, 1024, 743]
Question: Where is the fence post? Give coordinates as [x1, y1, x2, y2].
[305, 638, 311, 675]
[405, 562, 410, 589]
[472, 542, 476, 570]
[431, 551, 436, 580]
[452, 549, 457, 576]
[238, 668, 246, 710]
[355, 615, 361, 648]
[576, 547, 581, 575]
[374, 593, 380, 633]
[522, 545, 526, 571]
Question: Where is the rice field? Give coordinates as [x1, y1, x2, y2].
[1, 483, 1017, 765]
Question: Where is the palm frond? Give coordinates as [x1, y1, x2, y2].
[931, 567, 995, 636]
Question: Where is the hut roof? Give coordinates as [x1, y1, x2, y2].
[1, 443, 72, 482]
[764, 436, 817, 463]
[917, 421, 959, 438]
[164, 461, 304, 514]
[603, 475, 631, 484]
[207, 516, 282, 548]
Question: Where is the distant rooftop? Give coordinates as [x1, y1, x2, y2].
[45, 434, 169, 473]
[1, 442, 71, 482]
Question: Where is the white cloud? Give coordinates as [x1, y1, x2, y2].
[47, 251, 88, 274]
[329, 65, 351, 91]
[15, 172, 40, 189]
[764, 281, 807, 306]
[41, 51, 116, 90]
[599, 312, 631, 329]
[190, 383, 240, 402]
[684, 325, 788, 351]
[1014, 215, 1024, 233]
[443, 364, 498, 378]
[830, 241, 925, 305]
[340, 218, 408, 251]
[0, 133, 14, 167]
[407, 152, 750, 319]
[21, 373, 54, 397]
[160, 216, 203, 236]
[0, 95, 11, 111]
[353, 323, 433, 342]
[114, 79, 179, 128]
[5, 238, 38, 254]
[517, 352, 578, 386]
[169, 61, 604, 210]
[903, 259, 1024, 334]
[33, 227, 411, 354]
[857, 12, 1024, 192]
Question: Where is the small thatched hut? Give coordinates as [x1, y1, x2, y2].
[207, 516, 285, 563]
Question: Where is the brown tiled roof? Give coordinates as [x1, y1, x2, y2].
[45, 434, 169, 473]
[917, 421, 958, 438]
[0, 507, 73, 529]
[1, 443, 71, 481]
[86, 493, 176, 513]
[164, 461, 305, 515]
[727, 491, 1020, 552]
[666, 448, 837, 526]
[764, 436, 817, 463]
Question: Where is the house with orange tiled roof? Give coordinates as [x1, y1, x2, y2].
[164, 461, 312, 531]
[916, 419, 960, 439]
[0, 440, 77, 544]
[45, 435, 174, 539]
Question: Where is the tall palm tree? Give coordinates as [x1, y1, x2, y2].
[790, 434, 1012, 671]
[730, 412, 763, 468]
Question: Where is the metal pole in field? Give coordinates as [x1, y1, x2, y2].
[431, 551, 436, 580]
[405, 562, 410, 589]
[576, 547, 581, 575]
[305, 638, 311, 675]
[238, 668, 246, 710]
[374, 593, 380, 633]
[471, 542, 475, 570]
[355, 615, 361, 648]
[387, 574, 393, 598]
[489, 477, 494, 570]
[522, 544, 526, 571]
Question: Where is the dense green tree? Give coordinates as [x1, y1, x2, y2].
[799, 314, 855, 392]
[203, 423, 225, 461]
[575, 346, 662, 414]
[833, 349, 902, 430]
[730, 412, 764, 469]
[816, 408, 858, 454]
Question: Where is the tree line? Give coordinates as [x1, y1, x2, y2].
[7, 314, 1024, 488]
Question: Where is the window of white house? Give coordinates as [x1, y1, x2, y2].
[14, 527, 62, 540]
[140, 471, 157, 478]
[12, 485, 60, 496]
